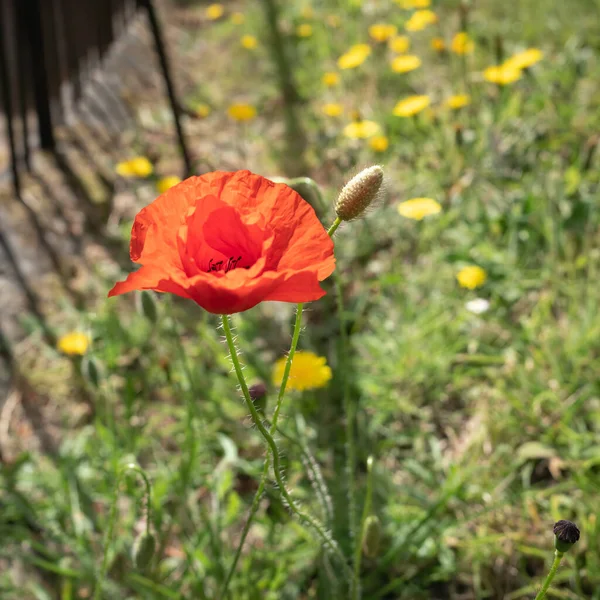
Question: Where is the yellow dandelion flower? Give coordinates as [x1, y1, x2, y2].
[391, 54, 422, 73]
[431, 37, 446, 52]
[445, 94, 471, 109]
[227, 103, 257, 121]
[156, 176, 181, 194]
[397, 197, 441, 220]
[116, 157, 153, 178]
[369, 23, 398, 43]
[194, 103, 211, 118]
[231, 12, 245, 25]
[241, 35, 258, 49]
[396, 0, 431, 7]
[457, 265, 487, 289]
[57, 332, 90, 356]
[326, 14, 341, 28]
[343, 120, 381, 139]
[338, 50, 368, 69]
[451, 32, 475, 55]
[322, 71, 340, 86]
[321, 103, 344, 117]
[483, 64, 522, 85]
[503, 48, 543, 70]
[369, 135, 389, 152]
[206, 3, 224, 20]
[272, 351, 332, 392]
[297, 23, 313, 38]
[389, 35, 411, 53]
[393, 95, 431, 117]
[405, 10, 437, 32]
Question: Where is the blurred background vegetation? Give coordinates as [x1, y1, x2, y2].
[1, 0, 599, 598]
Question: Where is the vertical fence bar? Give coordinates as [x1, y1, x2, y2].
[0, 1, 21, 196]
[138, 0, 193, 177]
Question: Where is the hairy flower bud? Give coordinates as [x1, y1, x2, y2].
[133, 531, 156, 569]
[335, 165, 384, 221]
[136, 290, 159, 324]
[553, 520, 580, 553]
[361, 515, 382, 558]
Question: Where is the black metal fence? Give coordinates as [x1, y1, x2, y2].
[0, 0, 191, 197]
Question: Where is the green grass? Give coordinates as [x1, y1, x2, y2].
[2, 0, 600, 598]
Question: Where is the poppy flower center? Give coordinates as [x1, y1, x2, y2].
[178, 198, 265, 278]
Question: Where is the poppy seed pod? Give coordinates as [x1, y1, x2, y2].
[335, 166, 384, 221]
[553, 520, 580, 553]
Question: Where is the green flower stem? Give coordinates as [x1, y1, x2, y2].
[328, 216, 342, 237]
[534, 550, 564, 600]
[94, 464, 152, 600]
[219, 303, 303, 599]
[353, 456, 374, 600]
[220, 316, 351, 574]
[218, 217, 345, 599]
[334, 268, 359, 596]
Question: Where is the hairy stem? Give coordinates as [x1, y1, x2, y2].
[534, 550, 564, 600]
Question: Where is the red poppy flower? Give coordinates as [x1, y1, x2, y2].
[108, 170, 335, 314]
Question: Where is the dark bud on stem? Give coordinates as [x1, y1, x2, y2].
[249, 381, 268, 414]
[553, 520, 580, 553]
[133, 531, 156, 569]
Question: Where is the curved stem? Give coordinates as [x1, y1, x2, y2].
[219, 218, 344, 599]
[220, 316, 351, 574]
[94, 463, 153, 600]
[534, 550, 564, 600]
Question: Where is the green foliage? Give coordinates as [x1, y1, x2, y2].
[2, 0, 600, 598]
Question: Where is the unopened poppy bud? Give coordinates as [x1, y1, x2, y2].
[335, 165, 384, 221]
[132, 531, 156, 569]
[361, 515, 381, 558]
[136, 291, 158, 324]
[553, 520, 580, 553]
[249, 381, 268, 414]
[81, 356, 101, 388]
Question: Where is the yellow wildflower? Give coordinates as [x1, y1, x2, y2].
[322, 71, 340, 86]
[338, 44, 371, 69]
[397, 198, 441, 220]
[231, 12, 245, 25]
[156, 176, 181, 194]
[241, 35, 258, 49]
[57, 332, 90, 356]
[227, 103, 257, 121]
[206, 3, 224, 20]
[321, 103, 344, 117]
[451, 32, 475, 55]
[431, 37, 446, 52]
[343, 120, 381, 139]
[393, 95, 431, 117]
[297, 23, 313, 38]
[194, 103, 211, 118]
[504, 48, 543, 70]
[456, 266, 487, 289]
[369, 23, 398, 43]
[396, 0, 431, 7]
[405, 10, 437, 32]
[483, 64, 522, 85]
[391, 54, 422, 73]
[445, 94, 471, 109]
[116, 157, 153, 178]
[389, 35, 411, 53]
[272, 351, 332, 392]
[369, 135, 389, 152]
